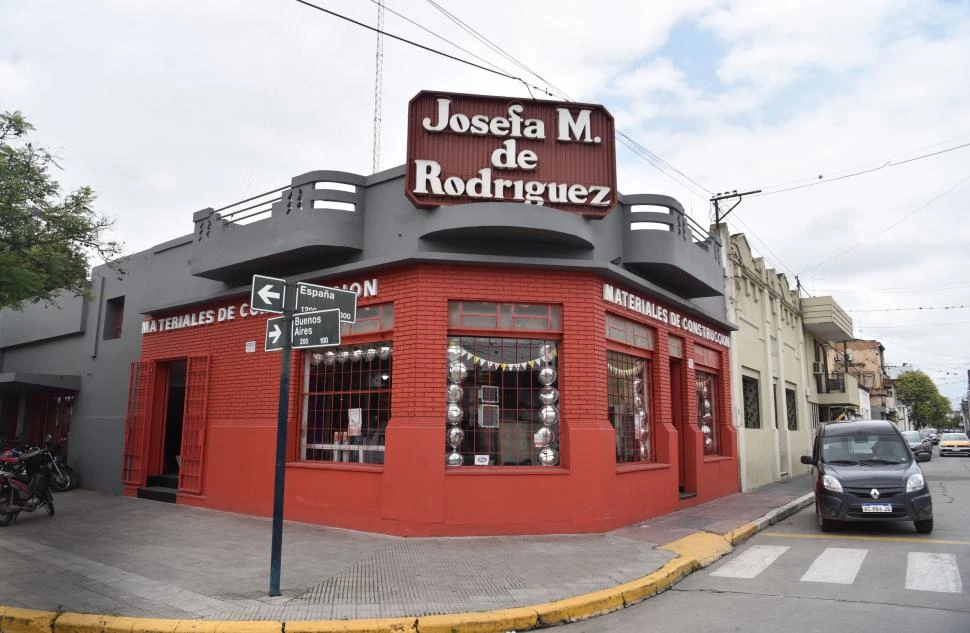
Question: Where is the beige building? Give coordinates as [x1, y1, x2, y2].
[723, 233, 855, 490]
[827, 340, 895, 419]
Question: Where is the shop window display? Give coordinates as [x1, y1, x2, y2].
[607, 351, 653, 464]
[445, 336, 560, 467]
[696, 371, 719, 455]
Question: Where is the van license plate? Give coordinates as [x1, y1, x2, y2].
[862, 504, 892, 513]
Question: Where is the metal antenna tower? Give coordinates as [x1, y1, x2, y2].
[371, 0, 385, 174]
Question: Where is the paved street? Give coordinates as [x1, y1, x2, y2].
[558, 454, 970, 632]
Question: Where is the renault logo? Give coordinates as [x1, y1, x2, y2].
[870, 488, 880, 499]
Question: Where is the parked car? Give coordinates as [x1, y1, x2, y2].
[938, 432, 970, 457]
[901, 430, 932, 460]
[802, 420, 933, 534]
[922, 428, 940, 445]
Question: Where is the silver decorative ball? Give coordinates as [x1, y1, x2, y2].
[538, 447, 558, 466]
[448, 362, 468, 383]
[537, 365, 557, 386]
[351, 347, 364, 363]
[635, 407, 645, 421]
[701, 424, 711, 435]
[446, 404, 464, 425]
[634, 395, 643, 408]
[446, 383, 463, 404]
[538, 386, 559, 405]
[704, 437, 714, 448]
[639, 427, 650, 444]
[539, 405, 559, 426]
[311, 353, 325, 366]
[533, 426, 555, 449]
[447, 426, 464, 448]
[447, 343, 462, 362]
[703, 399, 711, 413]
[337, 350, 351, 364]
[538, 344, 556, 363]
[639, 443, 649, 460]
[446, 452, 464, 467]
[364, 347, 378, 362]
[379, 345, 392, 360]
[633, 378, 642, 391]
[323, 350, 336, 366]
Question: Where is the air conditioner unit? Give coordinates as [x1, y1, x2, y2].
[479, 385, 499, 404]
[846, 351, 854, 362]
[478, 403, 500, 428]
[812, 362, 822, 375]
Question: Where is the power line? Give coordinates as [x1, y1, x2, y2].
[799, 171, 970, 275]
[848, 304, 970, 313]
[861, 320, 970, 329]
[750, 138, 970, 198]
[812, 282, 970, 294]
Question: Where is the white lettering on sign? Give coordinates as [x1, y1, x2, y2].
[602, 283, 730, 348]
[299, 285, 335, 301]
[141, 278, 377, 336]
[412, 97, 613, 209]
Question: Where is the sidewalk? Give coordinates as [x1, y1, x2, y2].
[0, 476, 813, 631]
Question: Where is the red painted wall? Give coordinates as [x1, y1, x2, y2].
[133, 264, 737, 535]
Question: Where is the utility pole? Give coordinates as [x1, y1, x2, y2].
[711, 189, 763, 226]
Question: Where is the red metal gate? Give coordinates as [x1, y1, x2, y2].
[122, 361, 154, 486]
[178, 355, 210, 494]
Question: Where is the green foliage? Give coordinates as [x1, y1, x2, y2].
[895, 370, 952, 427]
[0, 110, 122, 309]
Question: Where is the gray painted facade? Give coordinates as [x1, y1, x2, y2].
[0, 165, 729, 494]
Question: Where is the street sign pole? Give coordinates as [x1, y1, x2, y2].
[268, 285, 293, 597]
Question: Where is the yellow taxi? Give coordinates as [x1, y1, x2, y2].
[938, 432, 970, 457]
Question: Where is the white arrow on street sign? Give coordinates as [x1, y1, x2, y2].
[251, 274, 286, 314]
[265, 316, 286, 352]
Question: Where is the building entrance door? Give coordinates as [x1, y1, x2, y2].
[162, 360, 187, 476]
[669, 359, 687, 492]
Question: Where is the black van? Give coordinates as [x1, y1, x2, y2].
[801, 420, 933, 533]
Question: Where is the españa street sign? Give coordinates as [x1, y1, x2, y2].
[264, 316, 286, 352]
[291, 309, 341, 349]
[251, 275, 286, 314]
[295, 282, 358, 323]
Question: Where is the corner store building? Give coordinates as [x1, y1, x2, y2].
[0, 92, 736, 536]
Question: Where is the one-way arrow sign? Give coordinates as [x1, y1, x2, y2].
[251, 275, 286, 314]
[265, 316, 286, 352]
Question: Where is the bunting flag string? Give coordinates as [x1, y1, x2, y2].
[455, 345, 557, 371]
[607, 361, 643, 377]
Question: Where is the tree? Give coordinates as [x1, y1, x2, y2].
[894, 370, 950, 428]
[0, 110, 121, 309]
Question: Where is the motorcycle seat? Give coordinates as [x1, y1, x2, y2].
[0, 455, 20, 463]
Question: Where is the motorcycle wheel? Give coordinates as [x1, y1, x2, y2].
[51, 467, 74, 492]
[45, 490, 55, 516]
[0, 489, 16, 526]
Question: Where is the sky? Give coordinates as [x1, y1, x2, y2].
[2, 0, 969, 407]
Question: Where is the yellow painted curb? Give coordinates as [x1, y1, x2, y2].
[286, 618, 417, 633]
[55, 613, 147, 633]
[661, 531, 732, 567]
[533, 586, 625, 626]
[615, 557, 696, 606]
[418, 607, 538, 633]
[726, 522, 758, 545]
[0, 607, 57, 633]
[209, 621, 282, 633]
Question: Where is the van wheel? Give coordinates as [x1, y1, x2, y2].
[915, 519, 933, 534]
[816, 503, 838, 532]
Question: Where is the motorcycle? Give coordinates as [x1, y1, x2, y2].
[0, 445, 55, 526]
[0, 435, 75, 492]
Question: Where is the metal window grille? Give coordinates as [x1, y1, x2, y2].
[122, 361, 154, 486]
[786, 388, 798, 430]
[301, 340, 392, 464]
[742, 376, 761, 429]
[177, 355, 210, 494]
[605, 313, 655, 350]
[607, 350, 652, 464]
[340, 303, 393, 337]
[448, 302, 563, 332]
[696, 371, 719, 455]
[447, 336, 559, 466]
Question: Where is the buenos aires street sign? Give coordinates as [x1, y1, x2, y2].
[291, 309, 341, 349]
[295, 282, 357, 323]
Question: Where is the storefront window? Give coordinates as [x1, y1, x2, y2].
[605, 313, 654, 350]
[445, 336, 560, 467]
[301, 340, 392, 464]
[696, 371, 719, 455]
[445, 301, 562, 468]
[607, 350, 653, 464]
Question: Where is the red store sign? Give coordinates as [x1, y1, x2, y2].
[406, 91, 617, 218]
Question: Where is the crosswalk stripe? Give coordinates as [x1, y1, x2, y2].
[906, 552, 963, 593]
[711, 545, 790, 579]
[800, 547, 868, 584]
